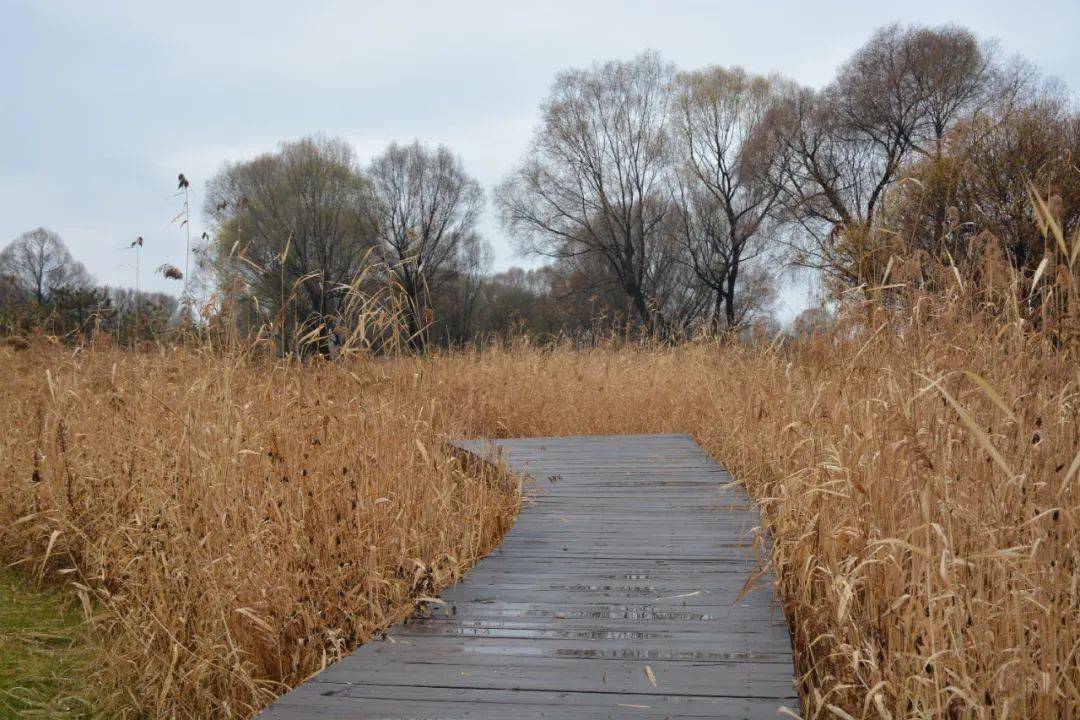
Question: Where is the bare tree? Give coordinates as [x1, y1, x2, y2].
[885, 74, 1080, 272]
[769, 24, 995, 285]
[367, 142, 487, 349]
[669, 66, 789, 330]
[432, 239, 492, 345]
[905, 26, 995, 155]
[0, 228, 92, 304]
[204, 136, 374, 352]
[887, 25, 996, 244]
[496, 52, 677, 335]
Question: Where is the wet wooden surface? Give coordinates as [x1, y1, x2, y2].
[259, 434, 799, 719]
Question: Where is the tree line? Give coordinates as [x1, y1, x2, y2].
[498, 24, 1077, 336]
[3, 23, 1077, 349]
[0, 227, 179, 341]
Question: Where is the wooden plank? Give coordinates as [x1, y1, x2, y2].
[272, 685, 796, 716]
[258, 434, 799, 719]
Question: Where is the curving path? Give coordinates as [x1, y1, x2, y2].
[259, 434, 799, 719]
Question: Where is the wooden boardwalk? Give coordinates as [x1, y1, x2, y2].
[259, 434, 798, 719]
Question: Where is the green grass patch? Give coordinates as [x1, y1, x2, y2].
[0, 570, 93, 719]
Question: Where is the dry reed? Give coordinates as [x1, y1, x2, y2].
[0, 348, 519, 717]
[0, 205, 1077, 718]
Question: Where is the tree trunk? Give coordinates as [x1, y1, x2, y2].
[403, 284, 427, 353]
[625, 281, 664, 338]
[712, 290, 724, 334]
[724, 258, 739, 330]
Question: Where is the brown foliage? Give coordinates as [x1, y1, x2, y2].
[1, 236, 1078, 717]
[0, 349, 519, 717]
[885, 86, 1080, 274]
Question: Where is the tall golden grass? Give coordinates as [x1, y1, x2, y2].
[1, 201, 1077, 718]
[0, 347, 520, 717]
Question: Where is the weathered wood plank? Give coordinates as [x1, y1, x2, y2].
[258, 434, 798, 719]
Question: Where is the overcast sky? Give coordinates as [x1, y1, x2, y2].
[3, 1, 1078, 318]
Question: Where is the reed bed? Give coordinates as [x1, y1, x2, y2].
[1, 260, 1077, 718]
[0, 346, 519, 717]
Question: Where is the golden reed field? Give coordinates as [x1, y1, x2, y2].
[1, 255, 1078, 719]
